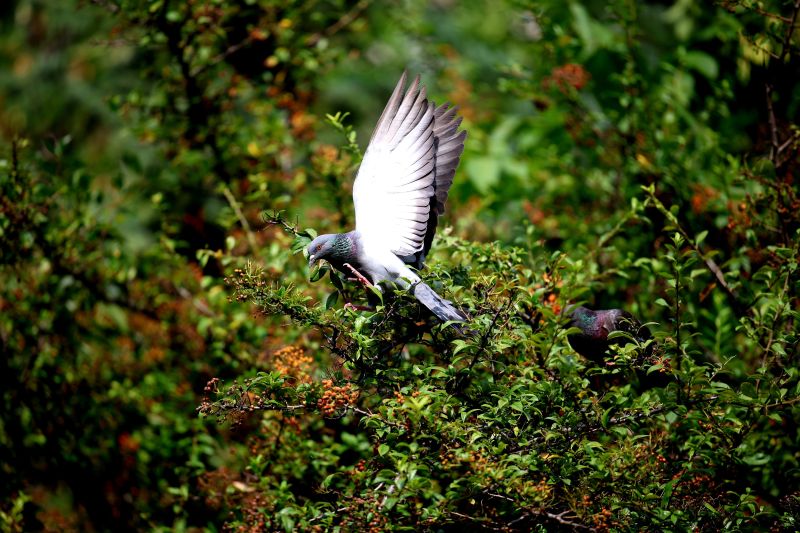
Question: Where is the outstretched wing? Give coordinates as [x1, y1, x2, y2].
[353, 72, 436, 256]
[413, 101, 467, 267]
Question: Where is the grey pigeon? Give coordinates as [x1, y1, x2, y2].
[307, 71, 467, 323]
[567, 306, 653, 361]
[567, 306, 670, 390]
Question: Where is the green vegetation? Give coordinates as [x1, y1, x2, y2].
[1, 0, 799, 530]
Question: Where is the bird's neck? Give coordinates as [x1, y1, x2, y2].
[575, 312, 599, 333]
[328, 232, 357, 263]
[573, 309, 610, 339]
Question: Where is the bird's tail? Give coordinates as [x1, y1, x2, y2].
[413, 282, 467, 324]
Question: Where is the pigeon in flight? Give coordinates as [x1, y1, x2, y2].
[307, 71, 467, 324]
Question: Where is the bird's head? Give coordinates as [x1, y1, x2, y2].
[567, 306, 595, 333]
[307, 234, 337, 268]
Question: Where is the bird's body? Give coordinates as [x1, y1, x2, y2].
[307, 72, 467, 324]
[567, 306, 652, 361]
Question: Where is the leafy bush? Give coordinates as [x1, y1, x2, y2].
[1, 0, 799, 531]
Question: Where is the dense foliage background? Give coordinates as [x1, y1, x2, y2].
[1, 0, 799, 531]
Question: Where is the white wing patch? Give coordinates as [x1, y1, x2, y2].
[353, 73, 437, 256]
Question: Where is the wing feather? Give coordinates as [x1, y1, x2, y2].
[353, 73, 466, 261]
[353, 73, 438, 256]
[410, 101, 466, 268]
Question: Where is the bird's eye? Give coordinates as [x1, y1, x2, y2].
[315, 244, 322, 252]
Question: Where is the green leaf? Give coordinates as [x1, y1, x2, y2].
[292, 234, 312, 254]
[278, 508, 297, 532]
[309, 264, 327, 282]
[329, 269, 345, 291]
[661, 478, 677, 508]
[325, 291, 339, 310]
[685, 51, 719, 79]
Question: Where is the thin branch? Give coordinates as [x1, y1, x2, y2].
[380, 475, 401, 508]
[529, 510, 595, 531]
[777, 130, 799, 155]
[739, 4, 792, 23]
[756, 268, 792, 396]
[764, 396, 800, 410]
[447, 511, 506, 532]
[776, 0, 800, 65]
[765, 83, 780, 164]
[351, 406, 406, 429]
[647, 190, 745, 316]
[221, 184, 259, 252]
[454, 295, 513, 390]
[10, 137, 20, 182]
[263, 210, 303, 237]
[308, 507, 349, 524]
[765, 0, 800, 169]
[480, 495, 596, 532]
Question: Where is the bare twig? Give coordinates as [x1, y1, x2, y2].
[447, 511, 506, 531]
[764, 0, 800, 169]
[221, 184, 259, 252]
[777, 130, 800, 155]
[10, 138, 20, 183]
[764, 396, 800, 411]
[529, 510, 595, 531]
[777, 0, 800, 64]
[479, 495, 596, 532]
[765, 83, 780, 164]
[736, 4, 792, 22]
[176, 286, 216, 317]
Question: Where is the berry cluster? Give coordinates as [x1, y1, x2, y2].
[198, 377, 222, 415]
[349, 459, 367, 476]
[271, 345, 313, 382]
[203, 377, 221, 394]
[591, 507, 613, 531]
[317, 379, 359, 416]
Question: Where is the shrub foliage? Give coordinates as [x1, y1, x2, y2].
[1, 0, 799, 531]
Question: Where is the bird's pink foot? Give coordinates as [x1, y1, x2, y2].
[343, 263, 373, 288]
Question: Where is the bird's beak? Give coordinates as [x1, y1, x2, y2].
[308, 254, 316, 269]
